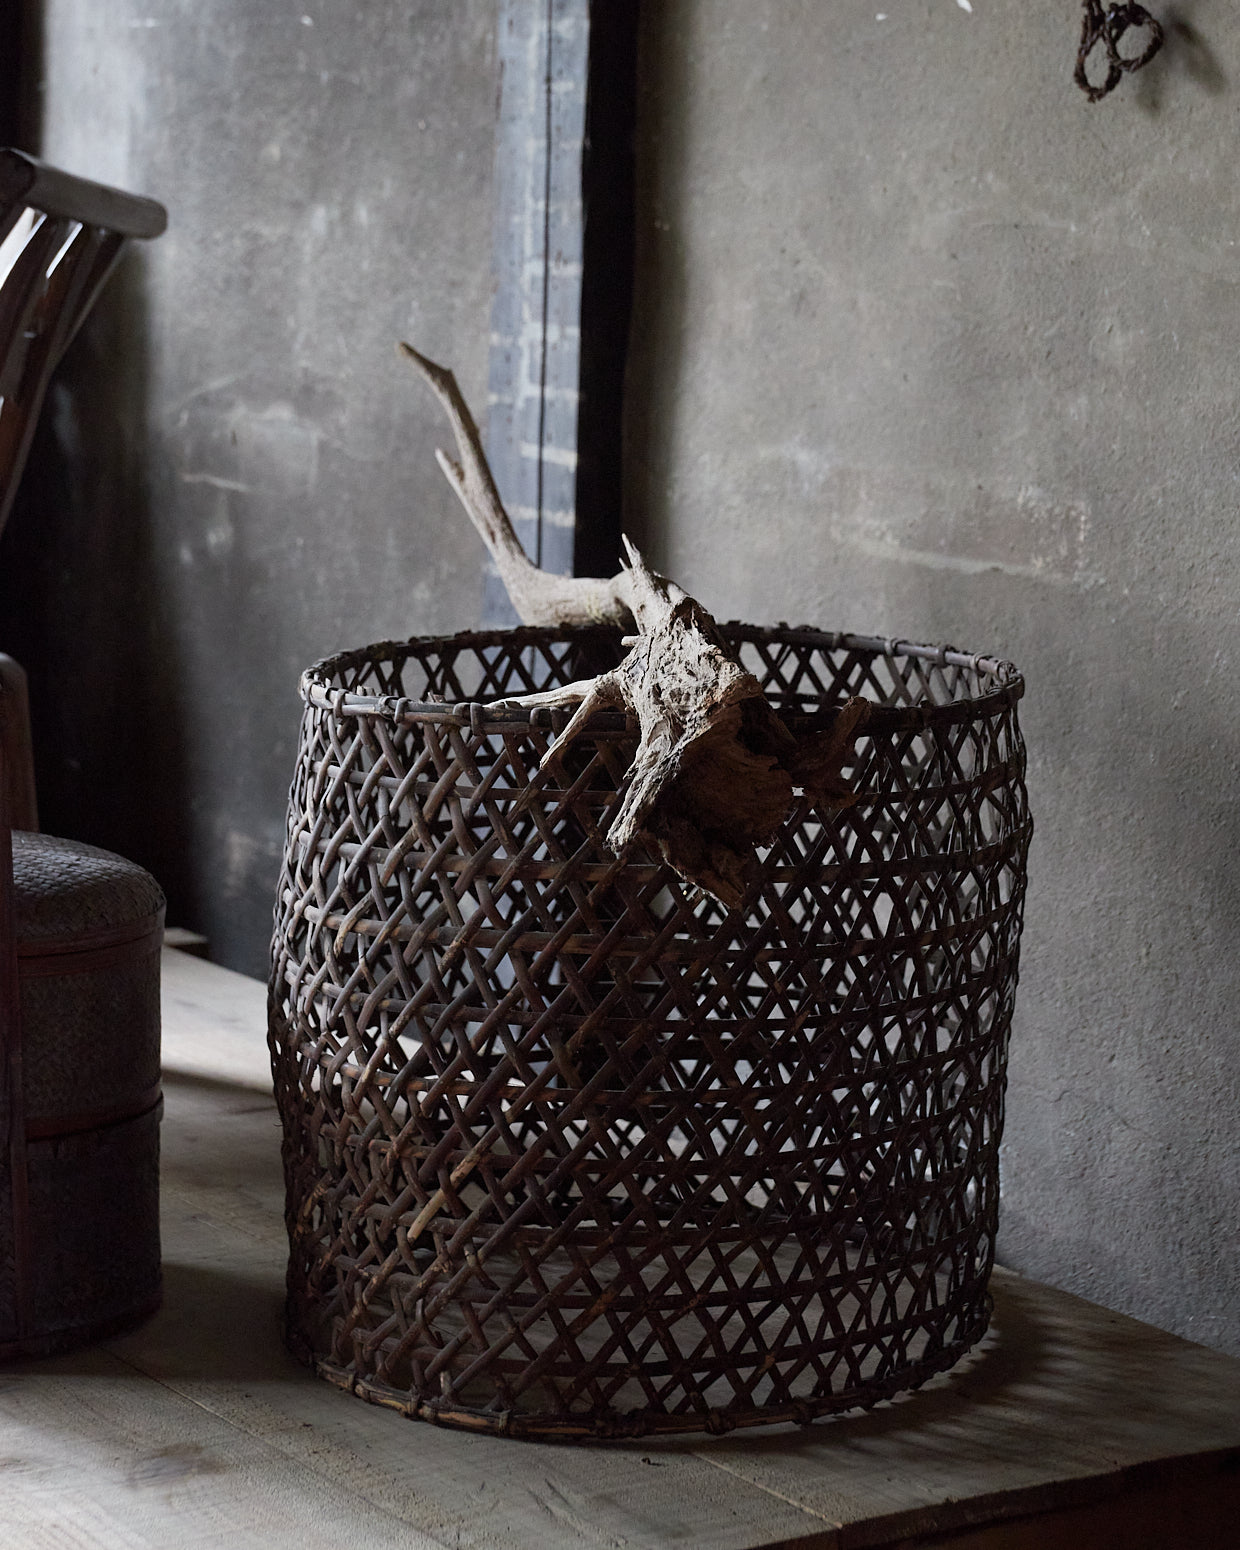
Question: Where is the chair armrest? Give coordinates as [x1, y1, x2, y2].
[0, 655, 37, 832]
[0, 149, 166, 240]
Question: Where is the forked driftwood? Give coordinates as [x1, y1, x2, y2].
[400, 344, 630, 628]
[402, 343, 868, 908]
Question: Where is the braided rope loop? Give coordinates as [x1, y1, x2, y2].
[1076, 0, 1165, 101]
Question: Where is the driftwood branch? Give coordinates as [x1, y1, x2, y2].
[400, 343, 632, 627]
[404, 344, 868, 909]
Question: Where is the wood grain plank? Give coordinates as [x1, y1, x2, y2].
[159, 948, 273, 1092]
[2, 949, 1237, 1549]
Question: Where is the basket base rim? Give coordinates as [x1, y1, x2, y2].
[283, 1298, 993, 1443]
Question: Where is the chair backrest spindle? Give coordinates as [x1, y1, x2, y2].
[0, 149, 167, 544]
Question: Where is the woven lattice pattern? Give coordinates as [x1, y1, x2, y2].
[269, 624, 1030, 1439]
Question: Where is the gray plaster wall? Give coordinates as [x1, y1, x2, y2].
[626, 1, 1240, 1353]
[2, 0, 498, 975]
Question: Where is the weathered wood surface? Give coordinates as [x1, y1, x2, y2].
[0, 947, 1237, 1549]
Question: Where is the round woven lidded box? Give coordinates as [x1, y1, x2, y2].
[3, 833, 164, 1359]
[269, 623, 1030, 1440]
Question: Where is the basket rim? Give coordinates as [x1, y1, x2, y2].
[298, 622, 1025, 734]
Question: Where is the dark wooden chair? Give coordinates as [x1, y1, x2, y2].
[0, 150, 169, 1357]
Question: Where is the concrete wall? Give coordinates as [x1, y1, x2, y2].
[1, 0, 498, 975]
[626, 1, 1239, 1353]
[6, 0, 1235, 1359]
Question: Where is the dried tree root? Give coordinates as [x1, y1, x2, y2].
[403, 344, 868, 908]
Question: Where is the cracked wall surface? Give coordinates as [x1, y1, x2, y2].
[0, 0, 499, 973]
[625, 0, 1240, 1354]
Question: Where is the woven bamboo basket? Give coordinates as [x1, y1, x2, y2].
[269, 623, 1030, 1440]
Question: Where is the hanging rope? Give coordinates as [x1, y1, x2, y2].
[1075, 1, 1164, 101]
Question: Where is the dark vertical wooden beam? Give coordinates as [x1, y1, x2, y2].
[486, 1, 589, 622]
[574, 0, 639, 582]
[0, 0, 22, 148]
[485, 1, 639, 620]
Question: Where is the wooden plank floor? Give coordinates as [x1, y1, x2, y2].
[1, 947, 1237, 1549]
